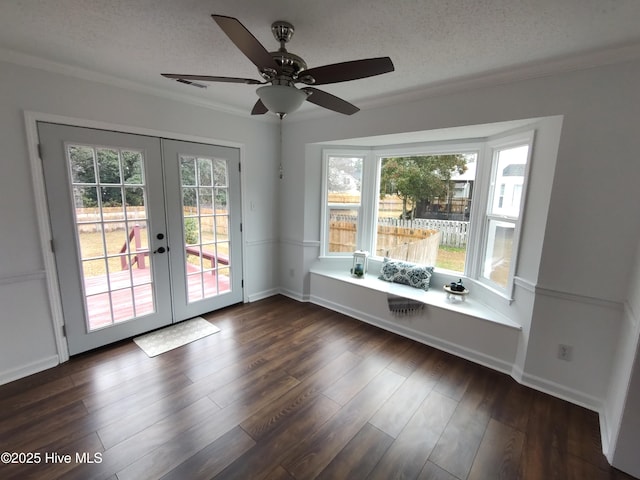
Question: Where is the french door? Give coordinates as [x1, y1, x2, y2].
[38, 123, 243, 355]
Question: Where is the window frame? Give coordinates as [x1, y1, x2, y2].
[476, 131, 535, 295]
[320, 130, 535, 301]
[321, 150, 369, 256]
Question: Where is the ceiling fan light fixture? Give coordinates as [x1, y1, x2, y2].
[257, 85, 308, 116]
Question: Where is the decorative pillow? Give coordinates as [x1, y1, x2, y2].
[378, 258, 434, 291]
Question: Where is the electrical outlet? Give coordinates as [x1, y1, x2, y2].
[289, 268, 295, 278]
[558, 344, 573, 361]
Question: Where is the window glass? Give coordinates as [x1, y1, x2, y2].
[327, 156, 363, 254]
[489, 145, 528, 218]
[482, 143, 529, 288]
[483, 219, 515, 288]
[377, 153, 476, 272]
[321, 130, 533, 297]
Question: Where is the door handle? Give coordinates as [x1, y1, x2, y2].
[153, 246, 166, 254]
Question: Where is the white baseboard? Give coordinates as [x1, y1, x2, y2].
[310, 294, 514, 376]
[512, 364, 602, 412]
[599, 407, 614, 463]
[246, 288, 281, 303]
[0, 355, 59, 386]
[279, 287, 310, 303]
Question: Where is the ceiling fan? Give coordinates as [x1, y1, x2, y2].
[162, 15, 395, 118]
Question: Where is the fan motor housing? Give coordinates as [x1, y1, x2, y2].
[263, 20, 311, 84]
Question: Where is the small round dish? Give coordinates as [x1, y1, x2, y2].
[444, 285, 469, 301]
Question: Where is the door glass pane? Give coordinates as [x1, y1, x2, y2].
[180, 157, 196, 186]
[199, 188, 213, 212]
[215, 188, 228, 213]
[97, 149, 121, 184]
[67, 143, 156, 331]
[217, 266, 231, 294]
[198, 158, 213, 186]
[69, 145, 96, 184]
[122, 150, 144, 184]
[180, 154, 231, 303]
[125, 187, 146, 220]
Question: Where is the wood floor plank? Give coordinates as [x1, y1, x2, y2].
[208, 365, 299, 408]
[315, 423, 394, 480]
[0, 400, 89, 452]
[63, 396, 220, 480]
[5, 432, 104, 480]
[281, 368, 405, 480]
[149, 426, 255, 480]
[322, 355, 389, 405]
[96, 373, 227, 449]
[264, 465, 296, 480]
[490, 376, 533, 432]
[368, 362, 436, 438]
[458, 365, 504, 415]
[433, 353, 476, 401]
[81, 366, 193, 412]
[0, 296, 628, 480]
[214, 395, 341, 480]
[240, 350, 360, 441]
[567, 404, 610, 471]
[368, 390, 458, 480]
[385, 339, 436, 378]
[428, 401, 491, 479]
[0, 375, 75, 417]
[417, 461, 460, 480]
[467, 418, 525, 480]
[115, 416, 248, 480]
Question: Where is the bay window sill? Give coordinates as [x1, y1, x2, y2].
[310, 260, 521, 331]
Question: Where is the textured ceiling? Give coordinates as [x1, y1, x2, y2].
[1, 0, 640, 117]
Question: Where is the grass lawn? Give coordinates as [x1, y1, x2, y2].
[435, 245, 466, 272]
[77, 227, 229, 277]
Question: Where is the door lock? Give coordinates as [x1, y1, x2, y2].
[153, 246, 166, 254]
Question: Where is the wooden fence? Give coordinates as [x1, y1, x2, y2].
[383, 232, 441, 265]
[74, 207, 228, 237]
[378, 217, 469, 248]
[329, 214, 469, 251]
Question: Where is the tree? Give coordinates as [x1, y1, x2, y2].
[68, 145, 145, 208]
[379, 155, 467, 219]
[327, 157, 362, 193]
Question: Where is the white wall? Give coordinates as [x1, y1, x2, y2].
[0, 60, 279, 383]
[2, 54, 639, 473]
[603, 239, 640, 477]
[280, 59, 640, 470]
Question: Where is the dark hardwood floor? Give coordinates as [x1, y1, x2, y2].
[0, 295, 635, 480]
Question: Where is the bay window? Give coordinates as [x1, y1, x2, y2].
[321, 130, 535, 299]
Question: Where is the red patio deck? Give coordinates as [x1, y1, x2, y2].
[84, 264, 229, 330]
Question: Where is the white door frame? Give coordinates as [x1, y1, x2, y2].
[24, 110, 248, 363]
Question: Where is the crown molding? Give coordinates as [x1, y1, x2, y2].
[3, 41, 640, 122]
[354, 41, 640, 112]
[0, 47, 258, 118]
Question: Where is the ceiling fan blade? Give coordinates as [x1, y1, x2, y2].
[251, 99, 268, 115]
[212, 15, 279, 72]
[300, 57, 394, 85]
[162, 73, 264, 85]
[302, 87, 360, 115]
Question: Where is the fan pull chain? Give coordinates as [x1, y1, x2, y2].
[279, 117, 284, 179]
